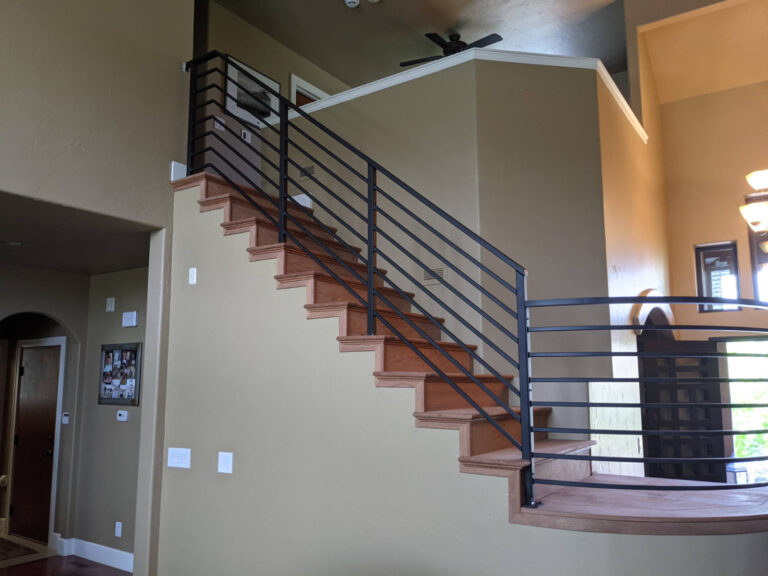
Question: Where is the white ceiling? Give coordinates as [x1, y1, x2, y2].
[0, 191, 152, 275]
[215, 0, 628, 86]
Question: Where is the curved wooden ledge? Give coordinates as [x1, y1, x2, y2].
[512, 473, 768, 535]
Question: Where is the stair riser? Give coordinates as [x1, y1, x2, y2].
[312, 278, 413, 312]
[381, 342, 472, 373]
[531, 450, 592, 500]
[419, 379, 508, 412]
[202, 179, 314, 220]
[273, 250, 384, 288]
[232, 223, 357, 260]
[359, 309, 441, 340]
[225, 202, 338, 243]
[463, 411, 549, 457]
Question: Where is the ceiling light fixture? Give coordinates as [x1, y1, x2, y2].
[740, 170, 768, 233]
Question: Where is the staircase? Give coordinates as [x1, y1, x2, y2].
[173, 171, 593, 521]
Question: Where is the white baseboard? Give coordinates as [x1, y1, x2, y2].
[54, 533, 133, 573]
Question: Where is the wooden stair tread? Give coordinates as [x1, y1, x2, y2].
[459, 439, 595, 468]
[305, 302, 445, 323]
[415, 406, 552, 422]
[275, 271, 415, 298]
[248, 243, 383, 275]
[221, 216, 358, 251]
[337, 334, 477, 350]
[512, 473, 768, 534]
[374, 371, 513, 380]
[200, 194, 330, 231]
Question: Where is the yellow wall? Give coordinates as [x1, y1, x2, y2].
[662, 81, 768, 329]
[74, 268, 148, 553]
[209, 2, 349, 99]
[0, 0, 192, 228]
[157, 184, 768, 576]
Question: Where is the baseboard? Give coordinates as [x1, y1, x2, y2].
[54, 534, 133, 573]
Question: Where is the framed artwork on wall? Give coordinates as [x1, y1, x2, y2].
[99, 343, 142, 406]
[226, 57, 280, 129]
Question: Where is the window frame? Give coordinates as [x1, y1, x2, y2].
[695, 241, 741, 313]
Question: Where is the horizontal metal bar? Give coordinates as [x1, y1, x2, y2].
[192, 138, 279, 192]
[531, 377, 768, 384]
[191, 118, 280, 172]
[285, 173, 368, 247]
[375, 283, 521, 399]
[375, 185, 520, 295]
[197, 162, 368, 308]
[375, 227, 520, 340]
[533, 452, 768, 465]
[196, 151, 369, 288]
[531, 401, 768, 409]
[286, 123, 368, 184]
[372, 309, 523, 433]
[376, 243, 522, 374]
[285, 156, 367, 223]
[533, 478, 768, 491]
[530, 351, 768, 359]
[286, 138, 367, 204]
[193, 74, 282, 134]
[193, 107, 280, 155]
[375, 204, 520, 321]
[526, 295, 768, 310]
[530, 324, 768, 334]
[533, 426, 768, 437]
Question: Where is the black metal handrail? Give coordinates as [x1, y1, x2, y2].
[524, 295, 768, 498]
[185, 50, 529, 456]
[186, 51, 768, 512]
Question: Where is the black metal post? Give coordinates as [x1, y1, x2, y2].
[186, 60, 197, 175]
[278, 100, 289, 243]
[516, 269, 537, 507]
[367, 164, 377, 335]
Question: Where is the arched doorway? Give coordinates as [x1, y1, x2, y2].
[636, 307, 726, 482]
[0, 313, 67, 545]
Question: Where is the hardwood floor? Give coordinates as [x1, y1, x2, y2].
[0, 556, 129, 576]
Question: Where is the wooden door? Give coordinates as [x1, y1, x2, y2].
[11, 346, 60, 543]
[638, 338, 726, 483]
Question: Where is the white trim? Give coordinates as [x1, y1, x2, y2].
[289, 73, 330, 105]
[12, 337, 66, 550]
[280, 47, 648, 143]
[56, 535, 134, 573]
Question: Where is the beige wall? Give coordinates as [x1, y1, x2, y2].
[662, 80, 768, 329]
[0, 0, 192, 228]
[474, 61, 612, 431]
[624, 0, 722, 120]
[0, 263, 89, 538]
[209, 2, 349, 100]
[158, 184, 768, 576]
[590, 68, 670, 474]
[74, 268, 148, 553]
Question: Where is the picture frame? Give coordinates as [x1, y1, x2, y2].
[226, 57, 280, 129]
[99, 343, 142, 406]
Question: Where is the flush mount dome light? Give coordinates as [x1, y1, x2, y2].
[740, 170, 768, 233]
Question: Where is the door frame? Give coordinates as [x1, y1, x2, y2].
[6, 337, 66, 547]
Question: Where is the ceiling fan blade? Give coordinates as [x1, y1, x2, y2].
[466, 33, 503, 49]
[399, 54, 444, 67]
[425, 32, 449, 48]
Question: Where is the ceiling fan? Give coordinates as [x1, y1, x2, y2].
[400, 32, 503, 67]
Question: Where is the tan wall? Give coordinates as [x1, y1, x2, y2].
[74, 268, 148, 553]
[474, 61, 612, 431]
[0, 263, 90, 538]
[157, 184, 768, 576]
[662, 81, 768, 330]
[209, 2, 349, 99]
[624, 0, 722, 120]
[0, 0, 192, 228]
[590, 71, 669, 474]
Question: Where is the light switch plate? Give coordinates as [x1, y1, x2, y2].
[62, 412, 70, 425]
[122, 311, 138, 327]
[218, 451, 233, 474]
[168, 447, 191, 469]
[106, 297, 115, 312]
[189, 267, 197, 285]
[115, 521, 122, 538]
[116, 410, 128, 422]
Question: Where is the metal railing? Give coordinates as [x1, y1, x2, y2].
[185, 50, 532, 485]
[186, 51, 768, 509]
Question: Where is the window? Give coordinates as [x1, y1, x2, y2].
[749, 227, 768, 302]
[695, 242, 740, 312]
